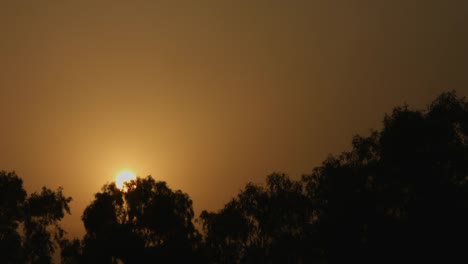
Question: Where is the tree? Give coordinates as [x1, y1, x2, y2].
[199, 199, 251, 263]
[199, 173, 319, 263]
[0, 171, 27, 263]
[201, 91, 468, 263]
[302, 91, 468, 263]
[60, 239, 83, 264]
[0, 171, 72, 263]
[80, 176, 201, 263]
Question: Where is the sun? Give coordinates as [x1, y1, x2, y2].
[115, 170, 137, 190]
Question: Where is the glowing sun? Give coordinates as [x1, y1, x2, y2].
[115, 170, 136, 190]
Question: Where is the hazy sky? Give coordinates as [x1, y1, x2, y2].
[1, 0, 467, 239]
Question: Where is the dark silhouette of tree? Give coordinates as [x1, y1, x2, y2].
[60, 238, 83, 264]
[199, 173, 319, 263]
[199, 199, 251, 263]
[201, 91, 468, 263]
[79, 176, 202, 263]
[0, 171, 72, 264]
[301, 91, 468, 263]
[4, 90, 468, 263]
[0, 171, 26, 263]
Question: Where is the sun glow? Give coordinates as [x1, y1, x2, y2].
[115, 170, 136, 190]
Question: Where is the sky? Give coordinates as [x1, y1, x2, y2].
[1, 0, 467, 240]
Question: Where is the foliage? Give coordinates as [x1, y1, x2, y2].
[199, 173, 319, 263]
[60, 239, 83, 264]
[79, 176, 201, 263]
[0, 171, 72, 264]
[3, 90, 468, 263]
[200, 91, 468, 263]
[301, 90, 468, 263]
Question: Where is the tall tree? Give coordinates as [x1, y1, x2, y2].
[199, 173, 318, 263]
[81, 176, 201, 263]
[201, 91, 468, 263]
[302, 91, 468, 263]
[0, 171, 27, 263]
[0, 171, 72, 264]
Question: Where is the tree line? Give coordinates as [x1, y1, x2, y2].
[2, 91, 468, 263]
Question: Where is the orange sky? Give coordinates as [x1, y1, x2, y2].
[1, 0, 467, 239]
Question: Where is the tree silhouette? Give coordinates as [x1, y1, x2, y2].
[301, 91, 468, 263]
[0, 171, 26, 263]
[201, 91, 468, 263]
[0, 171, 72, 263]
[60, 238, 83, 264]
[4, 90, 468, 263]
[79, 176, 201, 263]
[199, 173, 319, 263]
[199, 199, 251, 263]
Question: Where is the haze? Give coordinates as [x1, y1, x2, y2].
[1, 0, 467, 239]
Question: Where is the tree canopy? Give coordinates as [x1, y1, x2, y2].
[199, 173, 317, 263]
[0, 171, 72, 264]
[3, 91, 468, 263]
[302, 91, 468, 263]
[78, 176, 201, 263]
[199, 91, 468, 263]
